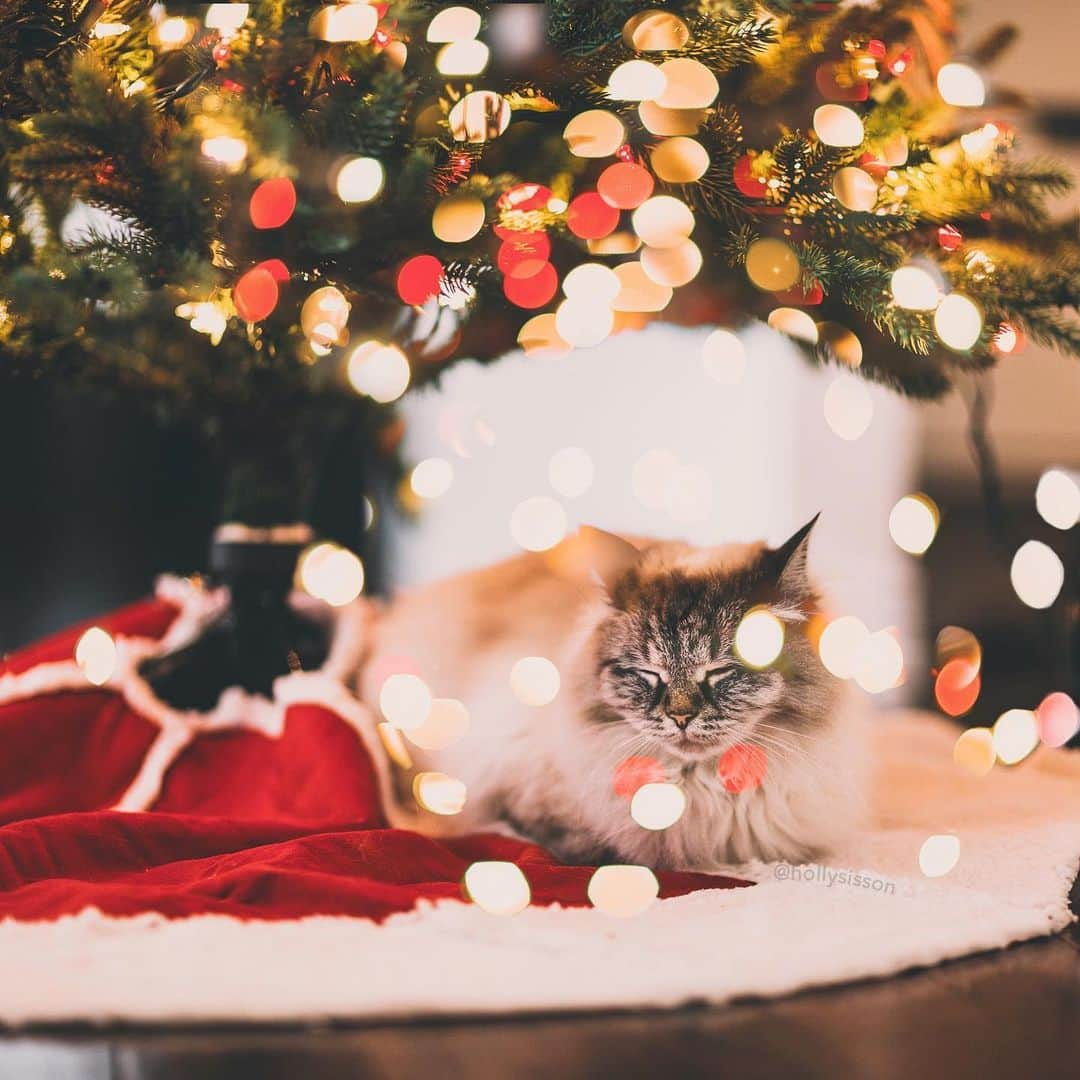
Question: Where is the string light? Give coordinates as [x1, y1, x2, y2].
[952, 728, 995, 776]
[563, 110, 626, 158]
[75, 627, 116, 686]
[638, 101, 706, 137]
[347, 341, 410, 403]
[888, 494, 940, 555]
[813, 105, 864, 147]
[611, 261, 673, 312]
[510, 496, 567, 552]
[405, 699, 469, 751]
[310, 4, 378, 43]
[410, 457, 454, 500]
[296, 542, 364, 606]
[587, 866, 660, 917]
[818, 615, 871, 680]
[201, 136, 248, 167]
[934, 294, 983, 350]
[175, 301, 227, 345]
[155, 16, 192, 47]
[631, 196, 695, 248]
[630, 782, 686, 830]
[623, 10, 690, 52]
[832, 167, 878, 211]
[918, 834, 960, 877]
[93, 21, 130, 38]
[768, 307, 818, 344]
[734, 608, 785, 669]
[436, 41, 490, 76]
[463, 862, 530, 915]
[449, 91, 511, 143]
[427, 6, 482, 43]
[555, 299, 614, 348]
[432, 196, 486, 242]
[335, 157, 385, 203]
[517, 313, 571, 360]
[650, 137, 710, 182]
[607, 60, 667, 102]
[853, 630, 904, 694]
[1035, 468, 1080, 530]
[890, 266, 940, 310]
[562, 263, 621, 304]
[992, 709, 1039, 765]
[656, 58, 719, 109]
[701, 329, 746, 385]
[205, 4, 249, 34]
[1010, 540, 1064, 609]
[640, 239, 702, 287]
[937, 63, 986, 107]
[413, 772, 467, 815]
[510, 656, 561, 706]
[379, 673, 433, 731]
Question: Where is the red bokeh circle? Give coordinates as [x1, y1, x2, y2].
[397, 255, 444, 306]
[249, 177, 297, 230]
[234, 266, 279, 322]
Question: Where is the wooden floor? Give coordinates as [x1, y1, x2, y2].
[4, 921, 1076, 1080]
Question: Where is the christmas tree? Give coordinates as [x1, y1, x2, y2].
[1, 0, 1077, 528]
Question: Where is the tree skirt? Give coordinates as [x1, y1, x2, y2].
[0, 581, 1076, 1026]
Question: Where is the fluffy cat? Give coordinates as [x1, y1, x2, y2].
[357, 518, 866, 871]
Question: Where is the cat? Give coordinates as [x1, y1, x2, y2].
[356, 517, 866, 871]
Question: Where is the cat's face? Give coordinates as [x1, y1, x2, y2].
[593, 521, 827, 762]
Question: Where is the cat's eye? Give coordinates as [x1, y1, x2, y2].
[629, 668, 663, 690]
[705, 667, 735, 687]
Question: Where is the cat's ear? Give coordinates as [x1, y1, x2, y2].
[768, 513, 819, 603]
[548, 525, 640, 596]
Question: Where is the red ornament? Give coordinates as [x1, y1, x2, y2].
[373, 28, 390, 47]
[616, 144, 636, 163]
[597, 162, 655, 210]
[503, 262, 558, 309]
[565, 192, 619, 240]
[814, 62, 869, 102]
[233, 266, 279, 322]
[733, 155, 768, 199]
[858, 152, 890, 179]
[717, 744, 768, 793]
[497, 232, 551, 279]
[774, 281, 824, 306]
[887, 48, 913, 76]
[396, 255, 444, 306]
[612, 756, 666, 799]
[249, 178, 296, 230]
[256, 258, 290, 283]
[937, 224, 963, 252]
[497, 183, 553, 213]
[867, 39, 887, 60]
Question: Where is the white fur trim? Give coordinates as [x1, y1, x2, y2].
[0, 577, 393, 815]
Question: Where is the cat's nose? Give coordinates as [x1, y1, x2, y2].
[667, 710, 698, 731]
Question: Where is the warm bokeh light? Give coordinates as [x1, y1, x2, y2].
[607, 60, 667, 101]
[650, 137, 710, 182]
[205, 4, 249, 33]
[823, 375, 873, 440]
[701, 329, 746, 385]
[548, 447, 595, 499]
[376, 721, 413, 770]
[1010, 540, 1064, 609]
[611, 261, 673, 312]
[379, 673, 433, 731]
[436, 40, 490, 76]
[563, 110, 626, 158]
[310, 3, 378, 42]
[410, 457, 454, 500]
[937, 63, 986, 107]
[952, 727, 995, 776]
[734, 608, 785, 669]
[935, 660, 981, 717]
[745, 238, 800, 292]
[767, 307, 819, 343]
[853, 630, 904, 694]
[427, 6, 482, 42]
[813, 105, 864, 147]
[934, 294, 982, 350]
[562, 263, 621, 304]
[638, 101, 706, 136]
[335, 156, 385, 203]
[656, 58, 719, 109]
[597, 162, 655, 210]
[993, 709, 1039, 765]
[75, 627, 117, 686]
[613, 756, 666, 799]
[832, 167, 878, 211]
[413, 771, 467, 815]
[503, 263, 559, 309]
[624, 10, 690, 52]
[517, 313, 571, 360]
[556, 299, 614, 349]
[463, 861, 531, 915]
[816, 322, 863, 368]
[93, 20, 130, 38]
[664, 462, 713, 524]
[510, 497, 568, 553]
[510, 656, 561, 707]
[888, 493, 940, 555]
[405, 697, 470, 751]
[631, 196, 695, 248]
[717, 744, 768, 793]
[640, 239, 702, 287]
[249, 177, 296, 230]
[200, 135, 247, 167]
[1035, 468, 1080, 530]
[918, 834, 960, 877]
[632, 448, 680, 510]
[432, 196, 486, 242]
[297, 542, 365, 606]
[890, 265, 940, 310]
[1036, 692, 1079, 748]
[156, 16, 192, 47]
[233, 266, 279, 323]
[396, 255, 444, 306]
[587, 865, 660, 917]
[818, 615, 871, 680]
[448, 91, 511, 142]
[630, 782, 686, 831]
[347, 341, 410, 403]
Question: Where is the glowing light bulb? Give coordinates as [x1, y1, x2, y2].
[296, 542, 365, 606]
[890, 266, 940, 310]
[823, 376, 873, 440]
[548, 447, 595, 499]
[1035, 469, 1080, 530]
[563, 110, 626, 158]
[437, 40, 490, 76]
[952, 727, 995, 776]
[1036, 692, 1079, 748]
[937, 63, 985, 107]
[335, 157, 385, 203]
[853, 631, 904, 694]
[410, 457, 454, 500]
[404, 697, 470, 751]
[813, 105, 864, 147]
[919, 834, 960, 877]
[632, 196, 695, 248]
[310, 3, 378, 42]
[510, 656, 561, 707]
[607, 60, 667, 102]
[413, 772, 467, 815]
[818, 615, 870, 680]
[1010, 540, 1064, 609]
[650, 137, 710, 183]
[555, 299, 614, 348]
[701, 329, 746, 385]
[157, 16, 191, 46]
[640, 238, 702, 287]
[993, 709, 1039, 765]
[463, 861, 531, 915]
[587, 865, 660, 917]
[767, 307, 818, 343]
[630, 782, 686, 830]
[734, 608, 785, 669]
[889, 494, 939, 555]
[201, 136, 248, 166]
[510, 497, 567, 552]
[75, 627, 116, 686]
[205, 4, 249, 33]
[427, 6, 482, 43]
[656, 58, 719, 109]
[562, 263, 621, 304]
[347, 341, 410, 403]
[379, 673, 433, 731]
[934, 294, 982, 350]
[93, 21, 130, 38]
